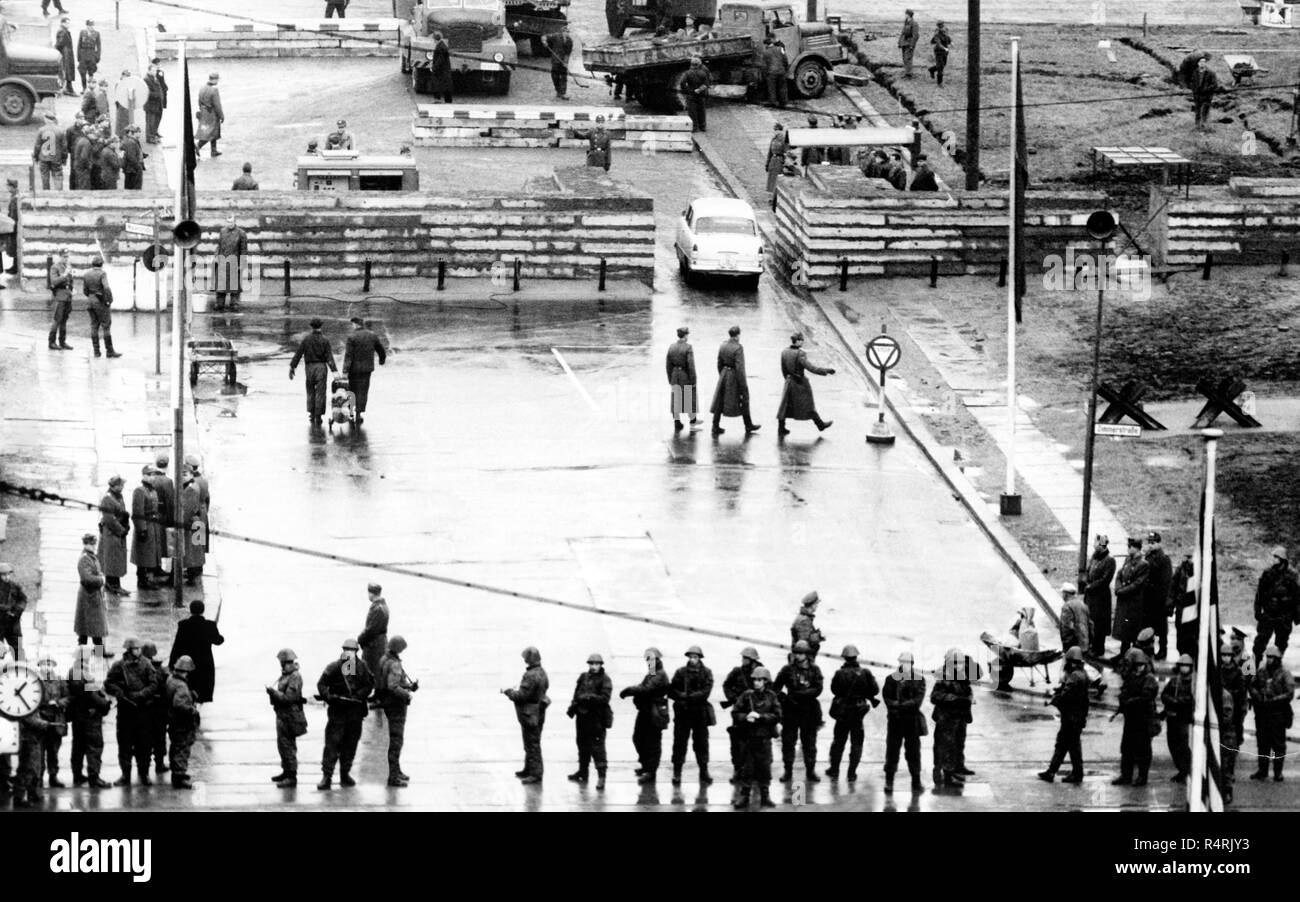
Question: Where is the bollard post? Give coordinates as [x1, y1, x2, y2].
[363, 260, 371, 294]
[839, 258, 848, 291]
[1202, 252, 1213, 281]
[512, 258, 521, 292]
[929, 256, 938, 288]
[1143, 13, 1148, 36]
[437, 258, 446, 291]
[283, 259, 291, 301]
[1280, 250, 1289, 277]
[997, 257, 1008, 287]
[598, 257, 607, 292]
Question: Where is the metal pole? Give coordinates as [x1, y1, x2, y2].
[1188, 427, 1223, 812]
[1003, 37, 1020, 514]
[965, 0, 981, 190]
[1077, 239, 1106, 590]
[154, 204, 161, 377]
[172, 41, 187, 611]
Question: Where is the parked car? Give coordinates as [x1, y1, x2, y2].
[674, 197, 764, 287]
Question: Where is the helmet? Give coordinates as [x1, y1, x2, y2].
[140, 642, 158, 659]
[172, 655, 195, 673]
[1136, 628, 1155, 644]
[644, 647, 662, 659]
[740, 646, 759, 661]
[1060, 582, 1077, 596]
[1177, 654, 1194, 667]
[792, 640, 811, 654]
[341, 638, 360, 651]
[387, 635, 408, 655]
[800, 590, 819, 608]
[751, 666, 772, 681]
[123, 637, 142, 650]
[1064, 647, 1084, 663]
[522, 646, 542, 666]
[1265, 645, 1282, 659]
[276, 648, 297, 664]
[685, 645, 704, 658]
[587, 653, 604, 665]
[841, 644, 859, 659]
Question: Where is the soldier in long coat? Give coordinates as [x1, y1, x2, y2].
[776, 332, 835, 435]
[55, 18, 76, 96]
[430, 33, 454, 102]
[129, 466, 163, 590]
[710, 325, 759, 435]
[1112, 537, 1150, 654]
[97, 476, 130, 597]
[70, 129, 93, 191]
[1111, 656, 1157, 786]
[666, 326, 699, 431]
[1083, 535, 1116, 657]
[930, 649, 974, 787]
[73, 533, 108, 647]
[143, 60, 167, 145]
[765, 123, 787, 194]
[195, 72, 224, 158]
[179, 473, 206, 584]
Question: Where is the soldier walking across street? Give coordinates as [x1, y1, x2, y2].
[0, 561, 28, 658]
[166, 656, 199, 788]
[48, 250, 75, 351]
[68, 646, 112, 788]
[1111, 654, 1157, 786]
[105, 637, 159, 786]
[74, 533, 109, 649]
[710, 326, 760, 435]
[731, 665, 780, 808]
[1083, 535, 1115, 657]
[141, 643, 169, 776]
[36, 655, 69, 788]
[898, 9, 919, 78]
[1144, 532, 1173, 660]
[776, 333, 835, 435]
[666, 326, 700, 431]
[1038, 646, 1090, 783]
[931, 649, 974, 787]
[668, 646, 714, 785]
[77, 20, 100, 91]
[169, 599, 224, 704]
[1113, 537, 1149, 656]
[825, 645, 879, 781]
[268, 648, 307, 788]
[775, 639, 823, 783]
[316, 638, 374, 789]
[376, 636, 418, 787]
[1253, 546, 1300, 664]
[83, 255, 122, 358]
[33, 111, 67, 191]
[195, 72, 225, 158]
[502, 646, 550, 784]
[1161, 654, 1195, 782]
[567, 653, 612, 790]
[1249, 645, 1295, 781]
[545, 26, 573, 99]
[620, 647, 670, 783]
[357, 583, 389, 678]
[721, 647, 761, 780]
[344, 317, 387, 425]
[680, 56, 711, 132]
[290, 318, 338, 426]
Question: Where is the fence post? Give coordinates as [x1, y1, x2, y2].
[362, 260, 371, 294]
[1202, 252, 1213, 281]
[437, 258, 446, 291]
[839, 258, 848, 291]
[598, 257, 607, 292]
[512, 258, 521, 292]
[929, 256, 939, 288]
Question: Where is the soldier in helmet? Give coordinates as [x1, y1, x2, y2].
[790, 591, 825, 657]
[668, 645, 714, 786]
[67, 645, 112, 788]
[35, 655, 69, 788]
[267, 648, 307, 788]
[774, 638, 824, 783]
[619, 647, 670, 784]
[316, 637, 374, 789]
[1249, 644, 1295, 781]
[1219, 643, 1242, 803]
[1117, 628, 1156, 682]
[104, 636, 159, 785]
[882, 651, 926, 793]
[721, 646, 762, 782]
[731, 665, 782, 808]
[166, 655, 199, 788]
[931, 649, 975, 787]
[825, 644, 880, 781]
[1161, 653, 1196, 783]
[376, 635, 418, 787]
[501, 647, 550, 784]
[12, 695, 57, 808]
[1111, 653, 1158, 786]
[566, 653, 612, 790]
[140, 642, 169, 776]
[1038, 647, 1090, 783]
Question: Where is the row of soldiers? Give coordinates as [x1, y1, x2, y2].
[33, 108, 147, 192]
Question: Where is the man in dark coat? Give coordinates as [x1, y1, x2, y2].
[231, 162, 259, 190]
[502, 646, 549, 784]
[74, 533, 108, 648]
[731, 665, 781, 808]
[1038, 646, 1089, 783]
[908, 155, 939, 191]
[928, 21, 952, 85]
[376, 636, 417, 787]
[0, 562, 28, 659]
[1250, 645, 1295, 780]
[71, 128, 94, 192]
[168, 600, 225, 704]
[97, 475, 130, 596]
[1161, 654, 1195, 782]
[33, 112, 67, 191]
[1143, 532, 1173, 660]
[1253, 546, 1300, 663]
[268, 648, 307, 788]
[931, 649, 974, 787]
[765, 123, 787, 195]
[567, 653, 612, 789]
[149, 452, 175, 586]
[545, 26, 573, 99]
[4, 180, 17, 274]
[56, 18, 77, 96]
[620, 647, 670, 783]
[710, 325, 759, 435]
[343, 316, 387, 424]
[289, 317, 338, 425]
[1058, 583, 1091, 655]
[76, 20, 100, 91]
[826, 645, 880, 781]
[121, 127, 145, 191]
[140, 643, 169, 775]
[94, 136, 121, 191]
[1191, 56, 1218, 131]
[213, 214, 247, 311]
[666, 325, 699, 431]
[1083, 534, 1115, 657]
[720, 646, 761, 781]
[48, 249, 75, 350]
[144, 59, 167, 144]
[128, 468, 162, 589]
[680, 56, 711, 132]
[356, 583, 389, 678]
[898, 8, 919, 78]
[776, 332, 835, 435]
[1113, 537, 1149, 655]
[316, 637, 374, 789]
[761, 38, 788, 107]
[104, 637, 158, 785]
[430, 33, 454, 103]
[1111, 655, 1157, 786]
[668, 646, 714, 786]
[195, 72, 224, 158]
[775, 639, 823, 783]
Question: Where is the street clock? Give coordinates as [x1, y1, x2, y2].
[0, 661, 45, 721]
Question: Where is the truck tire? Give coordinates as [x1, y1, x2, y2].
[412, 67, 434, 95]
[792, 59, 828, 99]
[483, 70, 512, 95]
[606, 0, 627, 37]
[0, 84, 35, 126]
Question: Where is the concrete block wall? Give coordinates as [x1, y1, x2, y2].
[1151, 183, 1300, 266]
[150, 20, 401, 59]
[772, 168, 1109, 289]
[18, 167, 654, 284]
[412, 105, 693, 153]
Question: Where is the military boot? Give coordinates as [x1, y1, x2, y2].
[759, 785, 775, 807]
[733, 786, 751, 810]
[883, 774, 894, 794]
[805, 764, 821, 783]
[847, 750, 862, 782]
[270, 772, 288, 783]
[567, 769, 589, 783]
[137, 766, 152, 786]
[339, 771, 356, 787]
[595, 769, 606, 791]
[671, 764, 682, 786]
[317, 772, 333, 790]
[104, 336, 122, 359]
[91, 335, 102, 358]
[637, 769, 657, 784]
[911, 772, 924, 792]
[172, 775, 193, 790]
[72, 770, 86, 787]
[113, 772, 131, 787]
[780, 764, 793, 783]
[698, 760, 712, 785]
[13, 789, 31, 808]
[275, 773, 297, 788]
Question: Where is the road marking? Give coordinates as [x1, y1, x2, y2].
[273, 121, 325, 129]
[550, 347, 601, 413]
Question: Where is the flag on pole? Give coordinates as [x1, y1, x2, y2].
[1188, 435, 1226, 812]
[180, 58, 197, 221]
[1012, 50, 1028, 321]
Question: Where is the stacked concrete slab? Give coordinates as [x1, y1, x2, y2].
[1150, 179, 1300, 266]
[151, 19, 401, 59]
[772, 167, 1108, 289]
[412, 104, 693, 152]
[18, 167, 653, 284]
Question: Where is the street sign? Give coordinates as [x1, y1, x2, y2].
[141, 243, 170, 272]
[123, 222, 158, 238]
[122, 433, 173, 448]
[865, 334, 901, 372]
[1094, 423, 1142, 437]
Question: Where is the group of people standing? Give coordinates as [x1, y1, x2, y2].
[897, 9, 953, 86]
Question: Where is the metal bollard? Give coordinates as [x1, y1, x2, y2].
[598, 257, 607, 292]
[1280, 250, 1289, 277]
[1202, 252, 1213, 281]
[839, 258, 849, 291]
[363, 260, 372, 294]
[283, 260, 292, 298]
[929, 256, 938, 288]
[437, 258, 446, 291]
[512, 258, 521, 292]
[997, 257, 1007, 287]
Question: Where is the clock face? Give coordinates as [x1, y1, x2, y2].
[0, 662, 44, 721]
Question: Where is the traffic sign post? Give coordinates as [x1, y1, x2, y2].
[1094, 423, 1142, 438]
[864, 326, 900, 446]
[122, 433, 174, 448]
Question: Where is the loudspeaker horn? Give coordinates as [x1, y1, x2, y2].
[172, 219, 202, 249]
[1085, 210, 1117, 241]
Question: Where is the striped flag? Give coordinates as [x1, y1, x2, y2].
[180, 57, 197, 221]
[1189, 432, 1226, 812]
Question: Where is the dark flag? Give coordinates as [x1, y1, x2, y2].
[181, 58, 197, 221]
[1012, 52, 1028, 321]
[1189, 440, 1226, 812]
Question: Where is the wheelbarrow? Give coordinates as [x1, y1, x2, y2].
[981, 632, 1063, 688]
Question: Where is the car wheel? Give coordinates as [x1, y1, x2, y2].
[0, 85, 35, 126]
[792, 59, 828, 99]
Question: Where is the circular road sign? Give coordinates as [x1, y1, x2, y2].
[865, 334, 901, 372]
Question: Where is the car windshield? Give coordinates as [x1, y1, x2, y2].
[695, 216, 755, 235]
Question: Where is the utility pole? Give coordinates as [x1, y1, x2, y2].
[965, 0, 980, 190]
[171, 42, 189, 612]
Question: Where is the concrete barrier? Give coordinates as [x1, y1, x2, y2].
[1152, 182, 1300, 265]
[151, 19, 402, 59]
[18, 167, 654, 284]
[412, 105, 693, 152]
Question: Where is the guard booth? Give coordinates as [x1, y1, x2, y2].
[782, 123, 923, 175]
[296, 152, 420, 192]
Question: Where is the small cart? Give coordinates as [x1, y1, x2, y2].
[187, 338, 238, 386]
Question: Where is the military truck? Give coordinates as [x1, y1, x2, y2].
[585, 1, 847, 108]
[397, 0, 518, 95]
[0, 18, 63, 126]
[505, 0, 569, 56]
[606, 0, 716, 38]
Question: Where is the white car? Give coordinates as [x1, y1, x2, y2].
[674, 197, 764, 288]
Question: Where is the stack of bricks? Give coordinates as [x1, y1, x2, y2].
[411, 105, 693, 152]
[151, 19, 401, 59]
[1150, 178, 1300, 266]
